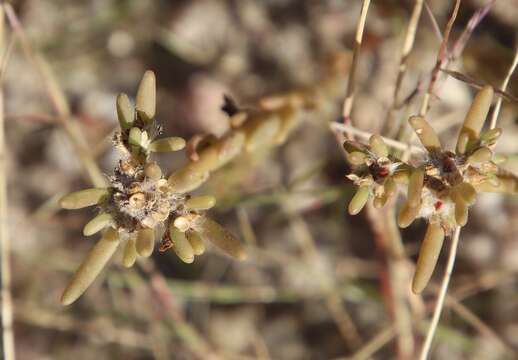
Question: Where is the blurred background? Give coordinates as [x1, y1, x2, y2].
[3, 0, 518, 359]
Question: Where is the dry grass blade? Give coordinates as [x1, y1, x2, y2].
[342, 0, 371, 124]
[3, 4, 106, 187]
[330, 122, 425, 154]
[440, 69, 518, 102]
[489, 48, 518, 129]
[0, 5, 15, 359]
[419, 0, 461, 116]
[384, 0, 424, 135]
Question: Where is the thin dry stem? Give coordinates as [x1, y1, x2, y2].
[284, 203, 363, 350]
[346, 325, 396, 360]
[419, 226, 461, 360]
[385, 0, 424, 136]
[0, 5, 15, 359]
[342, 0, 371, 122]
[418, 0, 461, 116]
[330, 122, 425, 154]
[489, 48, 518, 129]
[444, 294, 513, 355]
[4, 4, 106, 187]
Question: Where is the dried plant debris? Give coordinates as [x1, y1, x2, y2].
[59, 71, 245, 305]
[168, 52, 349, 194]
[344, 85, 518, 294]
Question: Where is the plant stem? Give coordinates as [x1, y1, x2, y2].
[489, 48, 518, 130]
[342, 0, 370, 123]
[0, 5, 14, 359]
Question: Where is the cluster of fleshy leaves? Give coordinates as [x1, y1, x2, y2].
[345, 85, 518, 294]
[59, 55, 349, 306]
[59, 71, 246, 305]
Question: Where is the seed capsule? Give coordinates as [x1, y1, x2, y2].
[116, 93, 134, 130]
[136, 228, 155, 257]
[170, 227, 194, 263]
[127, 182, 142, 194]
[194, 218, 246, 260]
[61, 228, 119, 305]
[456, 85, 494, 154]
[144, 162, 162, 180]
[408, 115, 441, 150]
[173, 216, 191, 232]
[348, 186, 370, 215]
[149, 137, 186, 152]
[129, 192, 146, 209]
[136, 70, 156, 121]
[412, 223, 445, 294]
[83, 213, 114, 236]
[122, 238, 137, 268]
[369, 135, 388, 158]
[186, 231, 205, 255]
[185, 196, 216, 211]
[59, 188, 109, 209]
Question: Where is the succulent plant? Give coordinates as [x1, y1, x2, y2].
[344, 85, 518, 294]
[59, 71, 245, 305]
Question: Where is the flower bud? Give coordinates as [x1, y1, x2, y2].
[144, 162, 162, 180]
